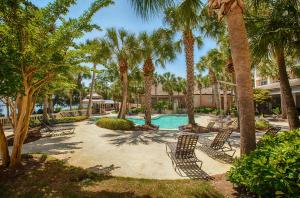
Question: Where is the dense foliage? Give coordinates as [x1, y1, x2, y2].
[228, 129, 300, 197]
[194, 107, 215, 114]
[97, 117, 135, 130]
[255, 119, 272, 130]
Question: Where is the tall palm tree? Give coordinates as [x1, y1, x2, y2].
[152, 72, 160, 103]
[130, 0, 256, 154]
[163, 1, 204, 126]
[195, 74, 209, 108]
[103, 28, 140, 118]
[197, 49, 224, 111]
[138, 29, 177, 126]
[160, 72, 176, 106]
[246, 0, 300, 129]
[81, 39, 110, 118]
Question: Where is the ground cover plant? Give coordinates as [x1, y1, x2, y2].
[0, 154, 223, 198]
[255, 119, 272, 131]
[96, 117, 135, 130]
[227, 129, 300, 197]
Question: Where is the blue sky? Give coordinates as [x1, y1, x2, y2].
[32, 0, 216, 78]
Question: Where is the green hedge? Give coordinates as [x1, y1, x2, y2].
[54, 116, 87, 123]
[194, 107, 215, 114]
[255, 119, 272, 130]
[96, 117, 135, 130]
[227, 129, 300, 197]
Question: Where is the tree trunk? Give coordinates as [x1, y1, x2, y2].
[143, 58, 154, 126]
[87, 63, 96, 118]
[224, 85, 228, 115]
[276, 47, 300, 129]
[49, 96, 54, 114]
[118, 58, 128, 119]
[227, 6, 256, 155]
[5, 98, 10, 117]
[0, 123, 10, 167]
[69, 90, 73, 111]
[183, 30, 195, 125]
[78, 91, 83, 110]
[10, 88, 36, 167]
[280, 89, 287, 119]
[43, 95, 48, 121]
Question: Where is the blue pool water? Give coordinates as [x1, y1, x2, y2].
[127, 115, 188, 129]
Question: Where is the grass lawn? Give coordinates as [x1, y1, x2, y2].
[0, 154, 223, 198]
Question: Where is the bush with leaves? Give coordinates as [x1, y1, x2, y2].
[154, 101, 169, 113]
[255, 119, 272, 130]
[194, 107, 215, 114]
[96, 117, 135, 130]
[227, 129, 300, 197]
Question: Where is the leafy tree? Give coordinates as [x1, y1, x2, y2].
[80, 39, 111, 117]
[163, 1, 204, 125]
[138, 29, 177, 126]
[253, 88, 272, 114]
[160, 72, 176, 106]
[102, 28, 141, 118]
[246, 0, 300, 129]
[0, 0, 112, 167]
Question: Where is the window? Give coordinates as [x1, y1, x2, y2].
[261, 80, 268, 86]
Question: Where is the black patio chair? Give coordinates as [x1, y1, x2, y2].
[166, 133, 203, 174]
[38, 118, 75, 135]
[257, 127, 281, 144]
[198, 128, 236, 157]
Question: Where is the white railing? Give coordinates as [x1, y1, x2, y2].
[0, 109, 88, 128]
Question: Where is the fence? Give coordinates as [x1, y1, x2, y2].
[0, 109, 87, 128]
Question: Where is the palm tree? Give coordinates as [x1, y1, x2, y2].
[81, 39, 110, 118]
[195, 74, 209, 108]
[160, 72, 176, 106]
[152, 72, 161, 103]
[246, 0, 300, 129]
[130, 0, 256, 154]
[138, 29, 177, 126]
[103, 28, 140, 119]
[163, 2, 203, 126]
[197, 49, 224, 112]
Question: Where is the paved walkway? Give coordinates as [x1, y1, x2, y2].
[9, 115, 288, 179]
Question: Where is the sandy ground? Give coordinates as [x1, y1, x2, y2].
[5, 114, 287, 179]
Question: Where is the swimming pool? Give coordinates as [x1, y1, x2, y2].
[127, 115, 188, 129]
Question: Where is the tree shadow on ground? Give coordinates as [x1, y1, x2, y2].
[21, 136, 83, 155]
[101, 130, 179, 146]
[0, 154, 149, 198]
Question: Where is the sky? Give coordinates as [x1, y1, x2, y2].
[32, 0, 216, 79]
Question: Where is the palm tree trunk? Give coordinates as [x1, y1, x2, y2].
[69, 91, 73, 111]
[227, 6, 256, 155]
[118, 58, 128, 119]
[183, 30, 195, 125]
[275, 47, 300, 129]
[87, 63, 96, 118]
[78, 91, 83, 110]
[143, 58, 154, 126]
[280, 89, 287, 119]
[224, 85, 228, 114]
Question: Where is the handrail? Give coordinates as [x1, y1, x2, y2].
[0, 109, 88, 127]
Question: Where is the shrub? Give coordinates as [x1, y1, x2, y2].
[154, 101, 169, 113]
[272, 107, 281, 117]
[255, 119, 272, 130]
[96, 117, 135, 130]
[194, 107, 215, 114]
[54, 116, 87, 123]
[128, 108, 144, 115]
[54, 107, 62, 113]
[30, 120, 41, 127]
[227, 129, 300, 197]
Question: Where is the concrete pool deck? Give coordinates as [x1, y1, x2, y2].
[7, 114, 288, 179]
